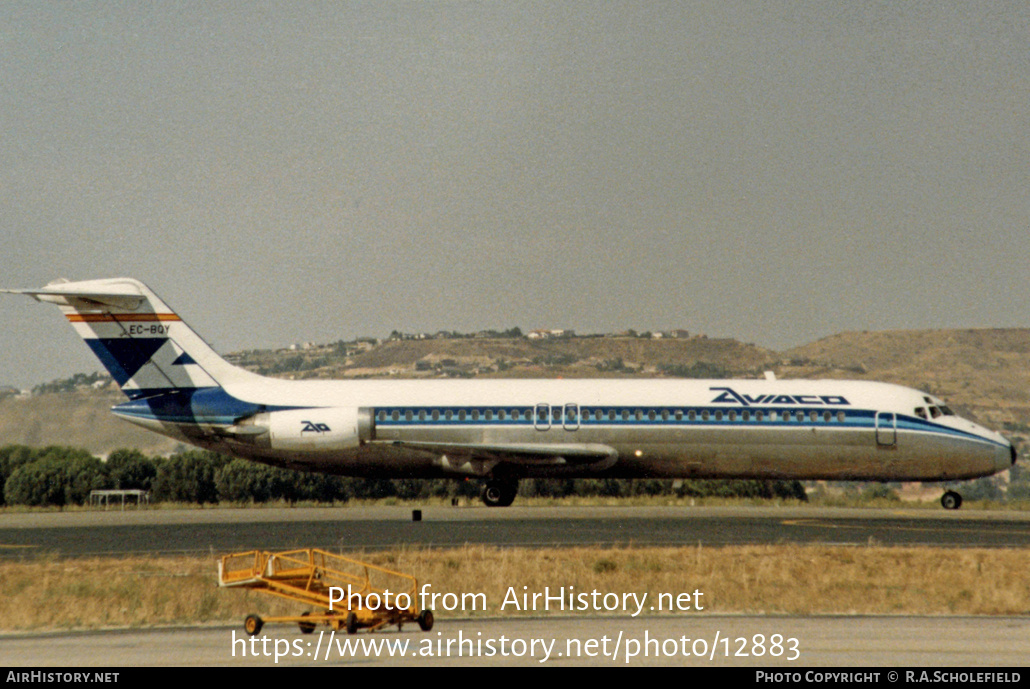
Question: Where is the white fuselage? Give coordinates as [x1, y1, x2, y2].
[116, 376, 1013, 483]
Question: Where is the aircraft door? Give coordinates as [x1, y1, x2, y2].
[875, 412, 897, 446]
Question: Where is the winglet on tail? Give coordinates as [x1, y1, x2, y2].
[3, 278, 252, 399]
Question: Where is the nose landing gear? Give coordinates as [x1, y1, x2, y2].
[940, 490, 963, 510]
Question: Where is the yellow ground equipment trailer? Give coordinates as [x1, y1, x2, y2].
[218, 548, 434, 635]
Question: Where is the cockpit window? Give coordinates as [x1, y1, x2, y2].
[920, 395, 957, 418]
[915, 407, 928, 420]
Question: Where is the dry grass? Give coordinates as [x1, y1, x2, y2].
[0, 544, 1028, 632]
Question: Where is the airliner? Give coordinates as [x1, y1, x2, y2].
[4, 278, 1016, 509]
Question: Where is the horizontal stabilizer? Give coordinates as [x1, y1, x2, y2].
[2, 279, 147, 311]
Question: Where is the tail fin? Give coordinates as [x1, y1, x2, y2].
[4, 278, 252, 399]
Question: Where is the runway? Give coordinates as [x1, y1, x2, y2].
[1, 504, 1029, 558]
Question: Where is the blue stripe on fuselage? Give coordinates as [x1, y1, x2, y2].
[112, 387, 296, 425]
[371, 405, 1006, 448]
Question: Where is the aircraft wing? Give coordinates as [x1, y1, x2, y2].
[371, 439, 618, 467]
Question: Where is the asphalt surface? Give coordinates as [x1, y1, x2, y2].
[1, 615, 1027, 667]
[1, 504, 1029, 558]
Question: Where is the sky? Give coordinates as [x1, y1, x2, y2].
[1, 2, 1028, 387]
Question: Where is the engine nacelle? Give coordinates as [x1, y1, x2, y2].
[259, 407, 371, 452]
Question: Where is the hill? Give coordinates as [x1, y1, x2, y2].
[782, 328, 1030, 431]
[0, 387, 180, 457]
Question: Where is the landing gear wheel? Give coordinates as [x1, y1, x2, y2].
[418, 609, 434, 632]
[346, 612, 358, 635]
[298, 612, 316, 634]
[481, 479, 518, 507]
[941, 491, 963, 510]
[244, 614, 264, 636]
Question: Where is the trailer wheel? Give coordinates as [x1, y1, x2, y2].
[346, 612, 358, 635]
[298, 612, 316, 634]
[244, 614, 264, 636]
[418, 609, 434, 632]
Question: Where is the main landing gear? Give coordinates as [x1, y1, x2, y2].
[940, 490, 963, 510]
[480, 478, 519, 507]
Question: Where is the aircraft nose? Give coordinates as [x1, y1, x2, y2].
[995, 438, 1017, 473]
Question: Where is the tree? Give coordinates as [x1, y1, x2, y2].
[215, 459, 283, 503]
[106, 448, 158, 491]
[0, 445, 38, 506]
[152, 450, 229, 504]
[3, 447, 110, 507]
